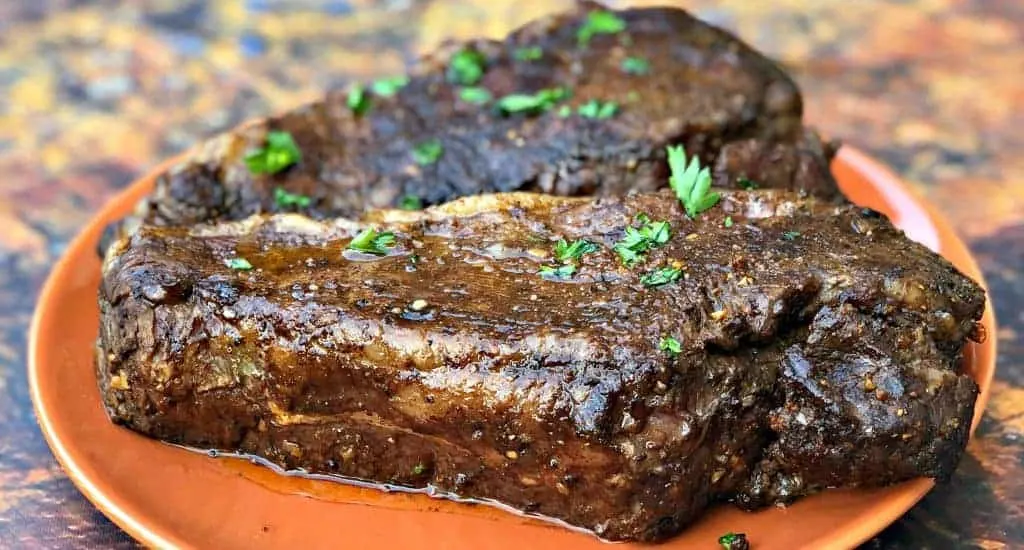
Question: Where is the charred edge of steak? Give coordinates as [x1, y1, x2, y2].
[97, 0, 842, 255]
[96, 191, 983, 541]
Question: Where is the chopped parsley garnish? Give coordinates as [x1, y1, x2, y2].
[459, 86, 492, 104]
[413, 139, 444, 165]
[347, 227, 396, 255]
[370, 76, 408, 97]
[557, 105, 572, 118]
[640, 266, 682, 287]
[539, 239, 598, 280]
[626, 90, 640, 103]
[513, 46, 543, 61]
[399, 195, 422, 210]
[724, 216, 734, 228]
[659, 336, 682, 356]
[554, 239, 599, 262]
[225, 257, 253, 271]
[621, 56, 650, 75]
[718, 532, 749, 550]
[273, 186, 312, 209]
[347, 84, 371, 115]
[783, 231, 801, 241]
[245, 131, 302, 175]
[411, 463, 426, 475]
[615, 244, 643, 266]
[613, 217, 671, 266]
[539, 263, 577, 279]
[667, 145, 720, 218]
[447, 48, 487, 86]
[737, 177, 758, 190]
[496, 87, 568, 115]
[641, 221, 671, 245]
[577, 99, 618, 119]
[577, 10, 627, 45]
[616, 227, 651, 251]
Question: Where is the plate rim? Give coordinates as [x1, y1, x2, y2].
[28, 146, 998, 550]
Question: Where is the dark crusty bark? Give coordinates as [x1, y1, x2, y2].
[97, 191, 983, 541]
[715, 128, 840, 199]
[104, 1, 840, 250]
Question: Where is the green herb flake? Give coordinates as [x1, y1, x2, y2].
[621, 56, 650, 75]
[640, 266, 682, 287]
[557, 104, 572, 118]
[626, 91, 640, 103]
[783, 231, 801, 241]
[667, 145, 720, 218]
[459, 86, 492, 105]
[614, 244, 644, 266]
[724, 216, 734, 228]
[659, 336, 682, 356]
[577, 10, 627, 45]
[274, 186, 312, 209]
[737, 177, 758, 190]
[347, 227, 396, 256]
[225, 257, 253, 271]
[718, 532, 748, 550]
[641, 220, 670, 245]
[399, 195, 422, 210]
[554, 239, 599, 262]
[347, 84, 371, 116]
[447, 48, 487, 86]
[413, 139, 444, 166]
[496, 87, 569, 115]
[598, 102, 619, 118]
[539, 263, 577, 279]
[513, 46, 543, 61]
[613, 217, 672, 267]
[411, 463, 426, 475]
[577, 99, 619, 119]
[539, 238, 598, 281]
[614, 227, 649, 265]
[245, 131, 302, 175]
[370, 76, 409, 97]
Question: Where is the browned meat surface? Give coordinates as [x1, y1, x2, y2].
[97, 190, 983, 542]
[714, 128, 840, 198]
[103, 1, 840, 251]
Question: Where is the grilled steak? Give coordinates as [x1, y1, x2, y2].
[104, 1, 840, 251]
[97, 191, 983, 541]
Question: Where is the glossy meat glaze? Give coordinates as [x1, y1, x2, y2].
[97, 191, 984, 541]
[105, 1, 839, 249]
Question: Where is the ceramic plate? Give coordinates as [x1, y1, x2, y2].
[29, 147, 997, 550]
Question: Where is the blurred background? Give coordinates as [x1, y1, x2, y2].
[0, 1, 1021, 547]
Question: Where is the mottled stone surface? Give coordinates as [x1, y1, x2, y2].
[0, 0, 1021, 547]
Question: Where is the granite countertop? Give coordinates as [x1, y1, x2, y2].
[0, 0, 1021, 547]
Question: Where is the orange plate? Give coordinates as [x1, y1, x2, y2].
[29, 147, 997, 550]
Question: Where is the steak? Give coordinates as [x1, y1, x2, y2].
[104, 1, 840, 250]
[97, 190, 984, 542]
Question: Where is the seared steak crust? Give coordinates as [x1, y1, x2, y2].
[97, 191, 983, 541]
[107, 1, 839, 249]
